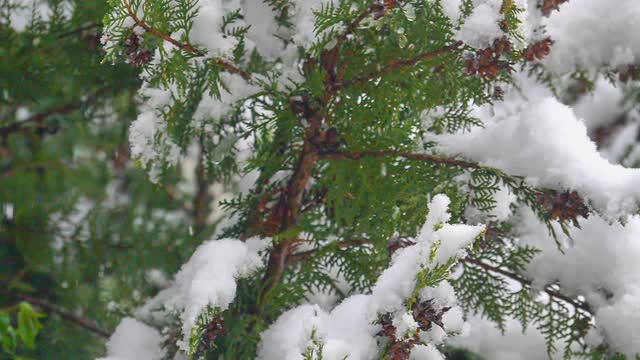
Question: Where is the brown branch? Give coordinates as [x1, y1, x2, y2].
[461, 257, 592, 314]
[331, 4, 377, 53]
[0, 289, 110, 338]
[56, 22, 101, 39]
[0, 104, 77, 138]
[319, 150, 481, 169]
[122, 0, 251, 80]
[192, 137, 211, 234]
[0, 88, 109, 139]
[332, 42, 462, 90]
[287, 238, 371, 265]
[253, 2, 457, 313]
[258, 116, 322, 304]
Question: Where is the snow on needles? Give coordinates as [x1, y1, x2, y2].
[100, 238, 267, 356]
[257, 195, 484, 360]
[454, 0, 504, 49]
[432, 74, 640, 218]
[517, 209, 640, 356]
[542, 0, 640, 74]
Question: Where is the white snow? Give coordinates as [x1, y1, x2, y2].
[573, 77, 625, 133]
[449, 315, 562, 360]
[410, 344, 445, 360]
[438, 0, 463, 23]
[516, 208, 640, 356]
[455, 0, 504, 49]
[98, 318, 164, 360]
[258, 195, 483, 360]
[135, 238, 267, 350]
[542, 0, 640, 74]
[257, 304, 328, 360]
[432, 74, 640, 217]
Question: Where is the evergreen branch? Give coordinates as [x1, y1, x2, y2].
[258, 128, 321, 305]
[0, 88, 109, 139]
[330, 3, 377, 53]
[0, 103, 78, 138]
[319, 150, 481, 169]
[55, 22, 101, 39]
[256, 67, 343, 310]
[461, 257, 592, 314]
[332, 42, 463, 90]
[122, 0, 251, 80]
[193, 136, 211, 234]
[0, 289, 111, 338]
[287, 238, 371, 264]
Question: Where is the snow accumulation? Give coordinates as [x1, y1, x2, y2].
[99, 0, 640, 358]
[432, 73, 640, 218]
[97, 318, 164, 360]
[97, 237, 268, 358]
[455, 0, 505, 49]
[517, 209, 640, 356]
[542, 0, 640, 74]
[257, 195, 484, 360]
[449, 315, 563, 360]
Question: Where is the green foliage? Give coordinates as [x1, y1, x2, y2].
[3, 0, 635, 359]
[0, 302, 46, 359]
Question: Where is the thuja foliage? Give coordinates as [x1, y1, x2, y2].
[2, 0, 640, 359]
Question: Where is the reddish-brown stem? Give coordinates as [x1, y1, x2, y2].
[319, 150, 481, 169]
[287, 238, 371, 265]
[0, 88, 109, 139]
[122, 0, 251, 80]
[254, 5, 461, 313]
[193, 137, 211, 234]
[331, 4, 376, 53]
[258, 108, 323, 305]
[461, 257, 592, 314]
[332, 43, 462, 91]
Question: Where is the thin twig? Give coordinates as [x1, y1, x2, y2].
[319, 150, 481, 169]
[461, 257, 592, 314]
[56, 22, 101, 39]
[193, 136, 211, 234]
[331, 4, 377, 52]
[332, 42, 462, 90]
[0, 88, 109, 139]
[0, 289, 110, 338]
[122, 0, 251, 80]
[287, 238, 371, 264]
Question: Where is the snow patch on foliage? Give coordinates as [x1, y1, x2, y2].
[438, 0, 463, 23]
[542, 0, 640, 74]
[129, 70, 258, 182]
[516, 208, 640, 356]
[258, 195, 484, 359]
[455, 0, 504, 49]
[410, 344, 445, 360]
[573, 77, 625, 133]
[257, 305, 328, 360]
[432, 74, 640, 217]
[449, 315, 562, 360]
[595, 291, 640, 356]
[98, 318, 164, 360]
[134, 238, 267, 350]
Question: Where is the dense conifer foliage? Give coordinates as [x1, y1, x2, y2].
[2, 0, 640, 359]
